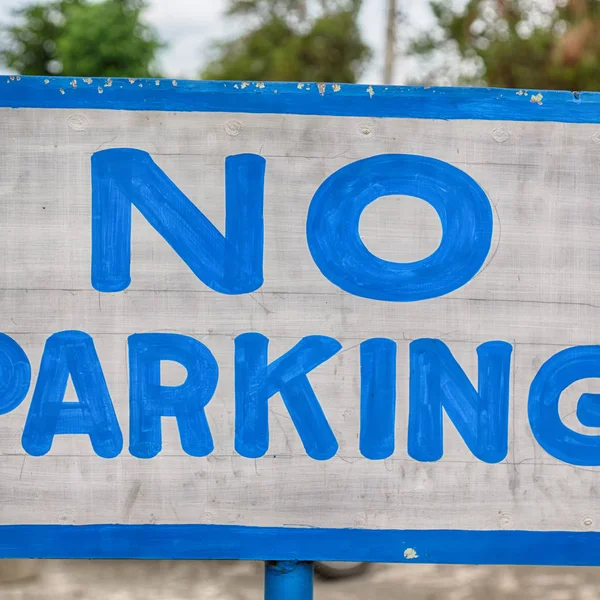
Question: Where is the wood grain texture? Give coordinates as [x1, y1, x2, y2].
[0, 106, 599, 534]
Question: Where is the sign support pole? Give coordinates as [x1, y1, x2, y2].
[264, 560, 314, 600]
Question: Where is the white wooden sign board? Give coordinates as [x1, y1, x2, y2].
[0, 77, 599, 565]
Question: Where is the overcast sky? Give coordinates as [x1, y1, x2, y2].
[0, 0, 433, 84]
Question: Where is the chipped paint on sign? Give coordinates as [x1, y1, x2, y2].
[530, 93, 543, 105]
[2, 77, 600, 566]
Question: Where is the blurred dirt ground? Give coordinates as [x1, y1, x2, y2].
[2, 560, 600, 600]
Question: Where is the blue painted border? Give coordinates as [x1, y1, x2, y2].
[1, 77, 597, 564]
[1, 525, 600, 565]
[0, 76, 597, 123]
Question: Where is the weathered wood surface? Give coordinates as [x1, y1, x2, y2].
[0, 81, 599, 563]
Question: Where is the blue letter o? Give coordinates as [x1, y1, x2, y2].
[306, 154, 493, 301]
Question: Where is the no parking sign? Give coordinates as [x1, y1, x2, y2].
[0, 77, 599, 565]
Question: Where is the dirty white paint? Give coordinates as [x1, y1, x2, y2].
[0, 106, 599, 541]
[404, 548, 419, 560]
[530, 93, 543, 105]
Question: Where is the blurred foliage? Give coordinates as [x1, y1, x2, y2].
[202, 0, 371, 83]
[0, 0, 77, 75]
[1, 0, 162, 77]
[409, 0, 600, 90]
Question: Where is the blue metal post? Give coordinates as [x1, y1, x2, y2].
[264, 561, 314, 600]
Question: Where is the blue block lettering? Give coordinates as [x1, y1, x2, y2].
[408, 339, 512, 463]
[577, 393, 600, 428]
[91, 148, 266, 293]
[128, 333, 218, 459]
[360, 338, 397, 459]
[0, 333, 31, 415]
[306, 154, 493, 301]
[21, 331, 122, 458]
[235, 333, 341, 460]
[529, 346, 600, 466]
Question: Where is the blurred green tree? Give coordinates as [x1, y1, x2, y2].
[1, 0, 162, 77]
[202, 0, 372, 83]
[409, 0, 600, 90]
[0, 0, 78, 75]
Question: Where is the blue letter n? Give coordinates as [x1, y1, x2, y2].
[408, 339, 512, 463]
[91, 149, 266, 293]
